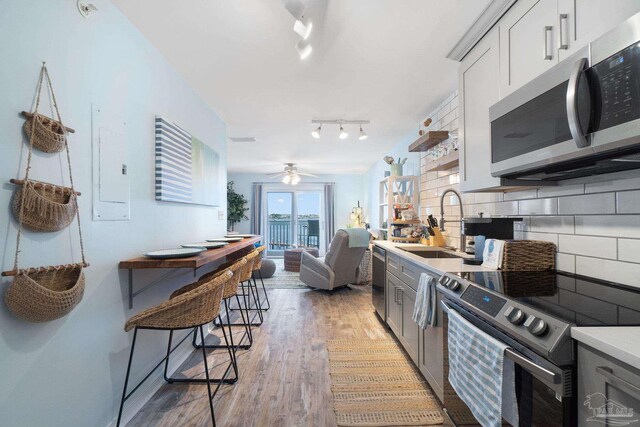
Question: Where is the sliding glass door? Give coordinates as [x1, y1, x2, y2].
[264, 187, 324, 257]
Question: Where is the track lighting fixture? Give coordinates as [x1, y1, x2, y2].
[311, 124, 321, 139]
[293, 19, 313, 40]
[310, 120, 370, 140]
[339, 125, 348, 140]
[295, 39, 313, 60]
[358, 125, 368, 140]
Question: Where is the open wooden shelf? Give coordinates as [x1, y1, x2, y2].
[424, 151, 459, 172]
[389, 236, 420, 243]
[408, 131, 449, 152]
[390, 220, 421, 225]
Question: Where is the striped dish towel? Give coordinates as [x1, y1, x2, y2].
[412, 273, 437, 329]
[447, 309, 518, 427]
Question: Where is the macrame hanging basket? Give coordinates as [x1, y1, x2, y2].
[4, 265, 85, 323]
[11, 179, 77, 232]
[22, 113, 67, 153]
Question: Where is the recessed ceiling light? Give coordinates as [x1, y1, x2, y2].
[339, 125, 348, 140]
[293, 19, 313, 40]
[311, 125, 321, 139]
[358, 126, 368, 140]
[295, 40, 313, 60]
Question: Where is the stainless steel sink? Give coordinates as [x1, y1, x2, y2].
[399, 248, 464, 259]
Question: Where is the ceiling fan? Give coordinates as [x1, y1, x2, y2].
[266, 163, 317, 185]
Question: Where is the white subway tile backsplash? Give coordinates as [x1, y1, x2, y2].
[617, 190, 640, 213]
[556, 253, 576, 273]
[519, 198, 558, 215]
[575, 215, 640, 238]
[584, 171, 640, 193]
[618, 239, 640, 263]
[576, 257, 640, 288]
[558, 193, 616, 215]
[537, 184, 584, 198]
[518, 231, 559, 245]
[529, 216, 574, 234]
[558, 235, 617, 259]
[503, 189, 538, 201]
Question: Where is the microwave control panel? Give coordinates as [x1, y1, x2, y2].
[592, 42, 640, 131]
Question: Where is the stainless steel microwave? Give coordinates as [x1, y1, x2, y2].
[490, 12, 640, 181]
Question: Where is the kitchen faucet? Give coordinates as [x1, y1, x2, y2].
[439, 188, 465, 253]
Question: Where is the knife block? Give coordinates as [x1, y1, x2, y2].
[429, 227, 447, 247]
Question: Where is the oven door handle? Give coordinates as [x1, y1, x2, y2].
[440, 300, 561, 385]
[567, 57, 591, 148]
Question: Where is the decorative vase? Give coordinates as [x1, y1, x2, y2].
[390, 164, 403, 176]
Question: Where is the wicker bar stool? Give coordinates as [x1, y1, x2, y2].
[251, 245, 271, 311]
[172, 257, 251, 361]
[233, 249, 264, 325]
[116, 270, 233, 427]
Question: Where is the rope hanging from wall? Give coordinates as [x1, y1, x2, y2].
[3, 63, 89, 322]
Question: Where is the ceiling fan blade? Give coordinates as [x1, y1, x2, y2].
[298, 172, 318, 177]
[266, 172, 285, 178]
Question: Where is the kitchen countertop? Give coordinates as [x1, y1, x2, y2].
[373, 240, 496, 275]
[572, 327, 640, 369]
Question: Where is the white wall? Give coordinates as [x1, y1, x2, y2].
[228, 172, 366, 235]
[0, 1, 227, 426]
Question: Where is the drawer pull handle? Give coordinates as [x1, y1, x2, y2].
[543, 26, 553, 60]
[596, 366, 640, 401]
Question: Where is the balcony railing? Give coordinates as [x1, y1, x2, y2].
[268, 218, 320, 249]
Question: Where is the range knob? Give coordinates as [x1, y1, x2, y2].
[526, 317, 548, 337]
[439, 276, 450, 286]
[504, 306, 526, 325]
[447, 280, 461, 292]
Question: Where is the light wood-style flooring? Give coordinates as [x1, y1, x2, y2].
[128, 285, 395, 427]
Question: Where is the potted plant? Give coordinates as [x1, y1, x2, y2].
[227, 181, 249, 231]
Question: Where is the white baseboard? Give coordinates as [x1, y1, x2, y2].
[107, 326, 212, 427]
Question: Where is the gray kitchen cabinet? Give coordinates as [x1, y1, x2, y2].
[459, 28, 503, 192]
[578, 343, 640, 427]
[399, 283, 419, 365]
[558, 0, 640, 62]
[499, 0, 559, 97]
[386, 273, 402, 336]
[419, 290, 444, 401]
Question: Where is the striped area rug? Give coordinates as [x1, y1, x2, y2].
[327, 338, 444, 426]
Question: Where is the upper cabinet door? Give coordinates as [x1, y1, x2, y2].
[558, 0, 640, 61]
[459, 28, 502, 193]
[499, 0, 558, 97]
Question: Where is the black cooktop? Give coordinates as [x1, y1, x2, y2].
[453, 271, 640, 327]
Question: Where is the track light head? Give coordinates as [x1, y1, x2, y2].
[311, 124, 321, 139]
[293, 19, 313, 40]
[339, 125, 348, 140]
[358, 125, 368, 140]
[295, 39, 313, 60]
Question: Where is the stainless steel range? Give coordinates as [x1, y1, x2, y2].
[437, 270, 640, 426]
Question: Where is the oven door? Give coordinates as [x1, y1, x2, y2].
[440, 298, 575, 427]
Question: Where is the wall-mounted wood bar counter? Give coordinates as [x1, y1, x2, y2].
[119, 235, 262, 309]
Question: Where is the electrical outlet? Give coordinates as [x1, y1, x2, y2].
[218, 210, 225, 220]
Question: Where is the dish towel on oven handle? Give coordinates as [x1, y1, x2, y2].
[447, 308, 519, 427]
[412, 273, 437, 329]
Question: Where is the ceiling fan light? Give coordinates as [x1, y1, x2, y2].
[291, 174, 301, 185]
[293, 19, 313, 40]
[295, 40, 313, 60]
[311, 125, 321, 139]
[282, 175, 291, 184]
[358, 125, 368, 140]
[339, 125, 348, 140]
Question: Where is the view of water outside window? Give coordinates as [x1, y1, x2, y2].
[267, 191, 321, 251]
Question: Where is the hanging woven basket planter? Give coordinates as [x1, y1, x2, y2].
[4, 264, 85, 323]
[22, 113, 67, 153]
[11, 179, 77, 232]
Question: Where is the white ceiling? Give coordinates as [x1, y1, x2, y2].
[111, 0, 490, 174]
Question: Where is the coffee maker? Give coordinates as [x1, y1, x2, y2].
[462, 214, 523, 264]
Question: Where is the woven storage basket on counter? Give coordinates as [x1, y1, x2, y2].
[501, 240, 556, 271]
